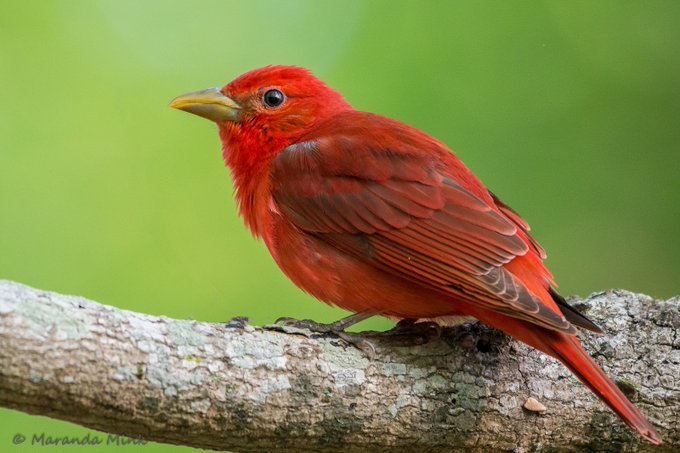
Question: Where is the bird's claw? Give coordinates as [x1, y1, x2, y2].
[274, 317, 335, 333]
[336, 332, 376, 359]
[362, 319, 442, 346]
[272, 316, 376, 359]
[222, 316, 250, 328]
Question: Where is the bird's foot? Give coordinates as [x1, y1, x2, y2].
[273, 313, 377, 358]
[362, 319, 442, 346]
[270, 315, 441, 357]
[274, 317, 352, 334]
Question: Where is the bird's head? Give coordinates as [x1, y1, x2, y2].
[171, 65, 352, 156]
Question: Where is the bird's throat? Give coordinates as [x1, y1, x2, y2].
[219, 125, 280, 239]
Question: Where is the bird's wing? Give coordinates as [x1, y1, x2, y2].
[270, 113, 575, 334]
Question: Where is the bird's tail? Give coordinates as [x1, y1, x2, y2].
[545, 334, 662, 444]
[469, 307, 662, 444]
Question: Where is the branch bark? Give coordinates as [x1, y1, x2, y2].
[0, 280, 677, 452]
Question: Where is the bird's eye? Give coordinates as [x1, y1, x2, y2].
[263, 89, 285, 108]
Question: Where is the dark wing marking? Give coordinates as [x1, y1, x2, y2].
[549, 287, 604, 334]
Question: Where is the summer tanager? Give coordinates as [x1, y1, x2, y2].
[171, 65, 660, 444]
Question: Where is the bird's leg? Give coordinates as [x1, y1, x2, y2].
[274, 312, 377, 357]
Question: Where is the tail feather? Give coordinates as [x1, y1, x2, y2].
[548, 335, 662, 445]
[467, 306, 662, 444]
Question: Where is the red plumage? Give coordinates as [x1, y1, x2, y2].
[173, 65, 661, 444]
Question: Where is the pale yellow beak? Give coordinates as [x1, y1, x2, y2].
[170, 87, 241, 122]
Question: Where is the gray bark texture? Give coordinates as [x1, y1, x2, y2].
[0, 280, 677, 452]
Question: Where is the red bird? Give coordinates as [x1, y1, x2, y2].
[171, 65, 661, 444]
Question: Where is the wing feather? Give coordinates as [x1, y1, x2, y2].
[270, 113, 574, 334]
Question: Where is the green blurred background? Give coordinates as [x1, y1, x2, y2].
[1, 0, 678, 451]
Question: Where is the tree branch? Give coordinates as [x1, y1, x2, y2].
[0, 280, 677, 452]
